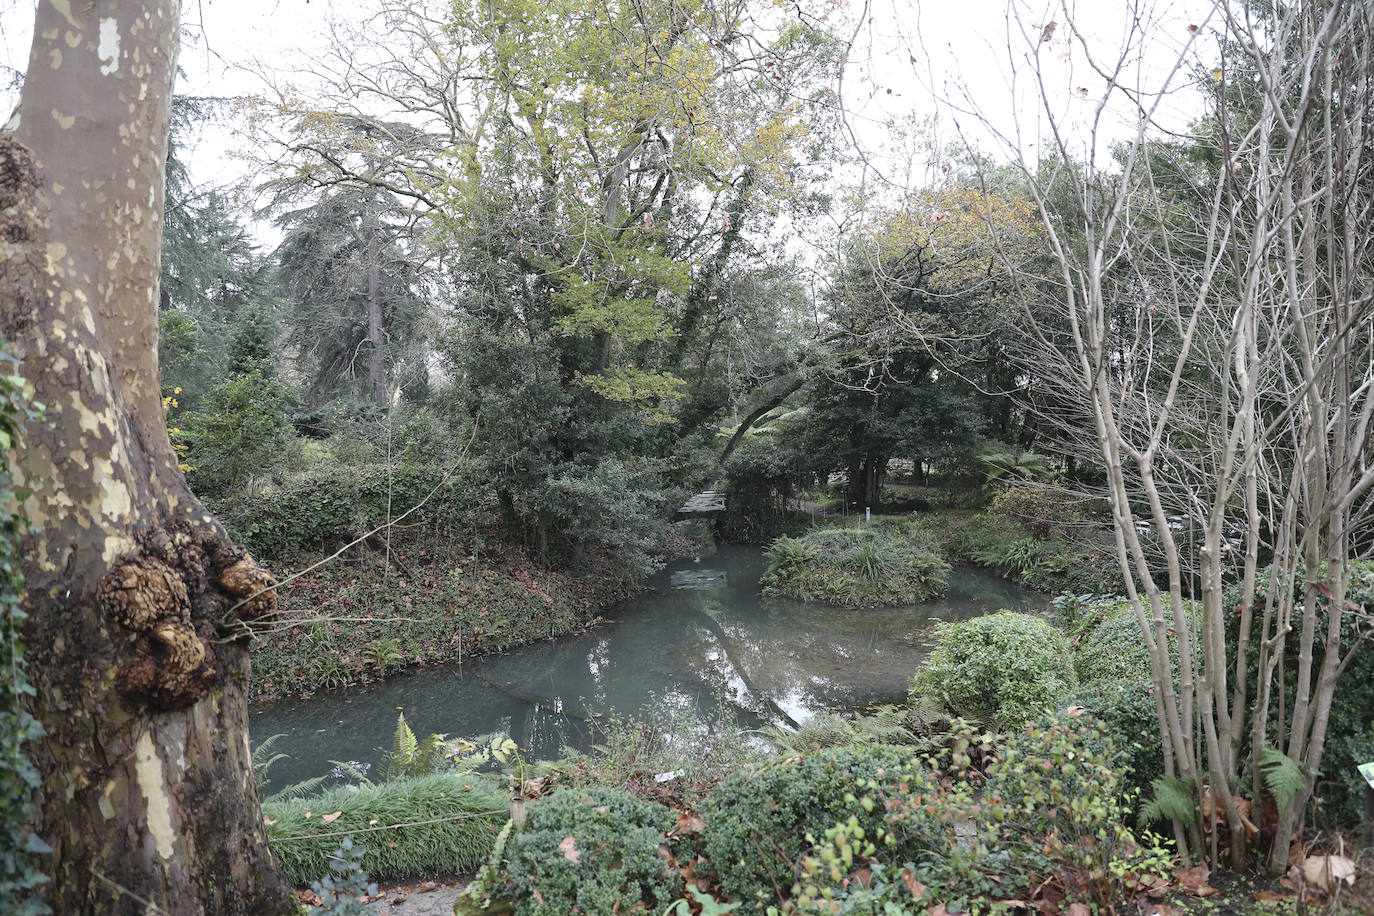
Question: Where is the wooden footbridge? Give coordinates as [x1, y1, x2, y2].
[676, 485, 727, 518]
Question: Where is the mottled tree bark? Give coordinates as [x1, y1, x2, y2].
[0, 2, 293, 912]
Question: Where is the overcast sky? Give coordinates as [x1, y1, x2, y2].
[2, 0, 1217, 212]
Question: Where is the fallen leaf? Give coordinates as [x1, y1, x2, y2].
[321, 811, 342, 824]
[532, 888, 544, 904]
[900, 868, 927, 900]
[369, 818, 379, 826]
[1254, 890, 1291, 903]
[675, 811, 706, 834]
[391, 895, 407, 905]
[418, 881, 439, 892]
[1178, 865, 1218, 896]
[1301, 854, 1356, 892]
[927, 906, 950, 916]
[559, 835, 581, 864]
[262, 816, 277, 826]
[1068, 904, 1091, 916]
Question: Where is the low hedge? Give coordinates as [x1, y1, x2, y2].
[263, 774, 506, 884]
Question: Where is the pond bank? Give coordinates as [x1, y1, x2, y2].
[248, 526, 644, 700]
[248, 546, 1045, 789]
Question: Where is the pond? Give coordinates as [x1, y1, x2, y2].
[249, 546, 1044, 788]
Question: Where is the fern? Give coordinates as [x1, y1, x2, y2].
[329, 759, 374, 787]
[384, 712, 419, 781]
[264, 774, 328, 804]
[1260, 746, 1307, 812]
[251, 733, 290, 789]
[1139, 775, 1196, 825]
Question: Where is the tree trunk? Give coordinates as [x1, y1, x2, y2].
[367, 262, 387, 407]
[1, 2, 292, 912]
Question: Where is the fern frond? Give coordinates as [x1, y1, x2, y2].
[1139, 776, 1196, 825]
[251, 733, 289, 786]
[385, 712, 418, 781]
[264, 774, 328, 804]
[329, 759, 374, 787]
[1260, 747, 1307, 812]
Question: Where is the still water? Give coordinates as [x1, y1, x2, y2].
[250, 546, 1043, 787]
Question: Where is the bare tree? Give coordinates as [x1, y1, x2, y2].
[1, 1, 291, 910]
[952, 0, 1374, 868]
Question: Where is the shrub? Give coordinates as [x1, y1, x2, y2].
[214, 460, 477, 560]
[1233, 560, 1374, 825]
[463, 786, 678, 916]
[989, 484, 1098, 538]
[934, 513, 1124, 595]
[262, 774, 506, 884]
[178, 367, 298, 497]
[971, 713, 1169, 910]
[1067, 598, 1202, 816]
[700, 744, 931, 907]
[786, 715, 1169, 915]
[911, 611, 1076, 728]
[761, 518, 951, 606]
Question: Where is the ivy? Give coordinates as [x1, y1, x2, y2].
[0, 346, 49, 914]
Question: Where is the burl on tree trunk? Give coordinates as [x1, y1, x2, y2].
[0, 2, 294, 912]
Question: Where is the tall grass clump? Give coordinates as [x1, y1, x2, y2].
[263, 774, 507, 884]
[761, 515, 950, 606]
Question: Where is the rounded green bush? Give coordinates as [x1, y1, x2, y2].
[500, 785, 677, 916]
[911, 611, 1076, 727]
[700, 744, 931, 907]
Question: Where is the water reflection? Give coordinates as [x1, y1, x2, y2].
[250, 546, 1043, 787]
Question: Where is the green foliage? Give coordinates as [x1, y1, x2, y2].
[761, 517, 951, 606]
[463, 786, 678, 916]
[795, 716, 1168, 915]
[306, 837, 378, 916]
[215, 458, 476, 560]
[1259, 747, 1307, 813]
[977, 714, 1169, 909]
[1230, 560, 1374, 824]
[756, 704, 940, 757]
[0, 348, 49, 915]
[262, 774, 506, 884]
[978, 450, 1054, 489]
[1139, 776, 1197, 827]
[382, 712, 520, 783]
[911, 611, 1077, 728]
[700, 744, 929, 906]
[933, 512, 1124, 594]
[179, 367, 298, 497]
[556, 702, 763, 805]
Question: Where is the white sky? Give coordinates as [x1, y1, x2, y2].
[1, 0, 1218, 219]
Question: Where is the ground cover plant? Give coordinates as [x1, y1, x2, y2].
[929, 511, 1124, 595]
[262, 773, 507, 884]
[761, 516, 950, 606]
[246, 524, 637, 697]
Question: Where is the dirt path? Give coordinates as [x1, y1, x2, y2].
[363, 879, 466, 916]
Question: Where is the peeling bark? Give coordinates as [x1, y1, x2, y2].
[1, 1, 293, 912]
